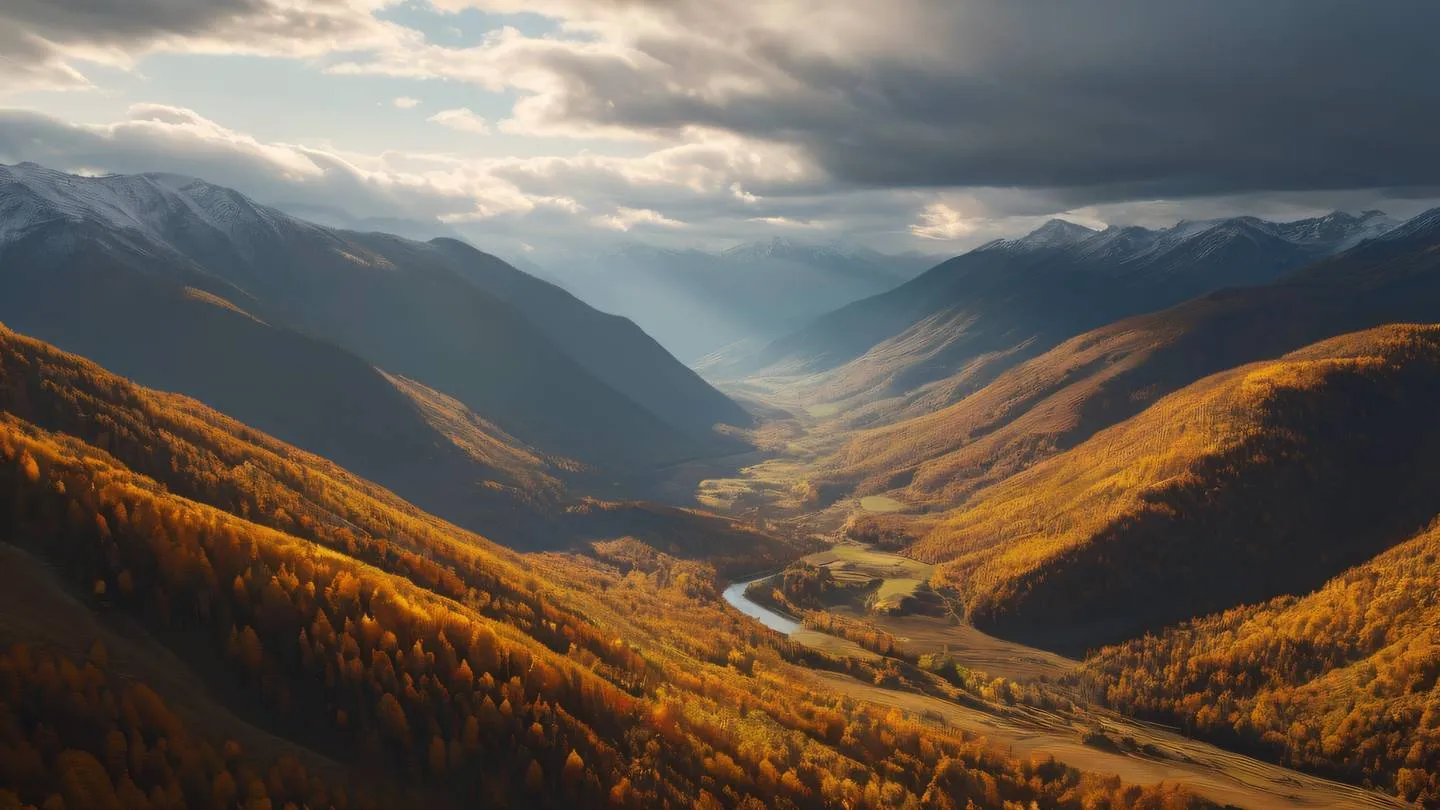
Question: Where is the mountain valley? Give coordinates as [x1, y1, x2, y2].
[2, 162, 1439, 809]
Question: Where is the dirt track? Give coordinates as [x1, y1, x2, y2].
[810, 670, 1405, 810]
[732, 542, 1409, 809]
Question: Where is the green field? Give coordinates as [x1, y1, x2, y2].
[859, 495, 906, 513]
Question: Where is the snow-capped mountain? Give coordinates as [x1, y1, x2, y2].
[0, 162, 305, 250]
[0, 162, 751, 478]
[981, 218, 1097, 252]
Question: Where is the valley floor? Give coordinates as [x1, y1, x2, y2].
[723, 543, 1406, 810]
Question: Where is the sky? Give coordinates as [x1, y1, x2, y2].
[2, 0, 1439, 258]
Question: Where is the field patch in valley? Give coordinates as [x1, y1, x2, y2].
[858, 494, 907, 512]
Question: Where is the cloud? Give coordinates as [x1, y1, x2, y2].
[0, 105, 521, 222]
[0, 0, 404, 92]
[392, 96, 421, 109]
[592, 206, 686, 231]
[427, 107, 490, 134]
[0, 104, 850, 253]
[910, 202, 977, 241]
[333, 1, 1440, 205]
[747, 216, 824, 229]
[0, 29, 95, 93]
[5, 0, 1437, 218]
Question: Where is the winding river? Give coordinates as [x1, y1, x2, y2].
[722, 576, 799, 634]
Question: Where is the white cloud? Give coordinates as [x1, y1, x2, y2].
[593, 206, 687, 232]
[747, 216, 825, 229]
[427, 107, 490, 135]
[910, 202, 978, 241]
[0, 0, 408, 93]
[392, 96, 421, 109]
[0, 105, 523, 223]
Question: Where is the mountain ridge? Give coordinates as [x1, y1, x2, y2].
[715, 208, 1404, 425]
[0, 162, 749, 475]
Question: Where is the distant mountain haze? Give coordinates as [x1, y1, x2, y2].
[423, 236, 751, 435]
[529, 238, 939, 362]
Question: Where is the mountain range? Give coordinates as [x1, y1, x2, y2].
[0, 162, 754, 544]
[713, 210, 1400, 419]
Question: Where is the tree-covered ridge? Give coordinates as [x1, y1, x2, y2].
[1079, 516, 1440, 804]
[0, 641, 363, 810]
[909, 324, 1440, 651]
[0, 326, 1212, 809]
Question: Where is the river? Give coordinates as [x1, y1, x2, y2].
[722, 576, 799, 634]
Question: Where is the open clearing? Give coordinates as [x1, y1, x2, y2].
[807, 542, 932, 580]
[726, 563, 1401, 810]
[806, 402, 843, 418]
[804, 544, 1079, 682]
[858, 494, 907, 512]
[809, 670, 1402, 810]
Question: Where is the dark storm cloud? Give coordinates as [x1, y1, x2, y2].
[480, 0, 1440, 201]
[0, 0, 389, 66]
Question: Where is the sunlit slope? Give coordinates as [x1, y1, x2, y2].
[910, 324, 1440, 652]
[1081, 517, 1440, 805]
[0, 327, 1211, 808]
[818, 321, 1188, 505]
[0, 322, 776, 561]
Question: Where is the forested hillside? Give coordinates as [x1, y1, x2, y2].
[0, 325, 1209, 809]
[1080, 517, 1440, 805]
[907, 324, 1440, 653]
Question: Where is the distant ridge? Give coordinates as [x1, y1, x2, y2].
[715, 208, 1402, 418]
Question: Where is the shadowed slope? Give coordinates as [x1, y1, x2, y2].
[0, 162, 746, 473]
[723, 214, 1385, 406]
[424, 236, 752, 434]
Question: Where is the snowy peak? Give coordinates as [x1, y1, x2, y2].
[720, 236, 877, 264]
[1273, 210, 1399, 251]
[0, 162, 306, 252]
[1023, 218, 1097, 247]
[984, 218, 1098, 253]
[1072, 225, 1161, 262]
[1166, 210, 1398, 254]
[1377, 206, 1440, 244]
